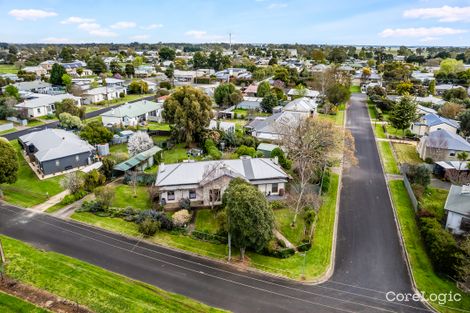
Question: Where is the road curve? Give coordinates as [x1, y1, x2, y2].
[0, 94, 429, 312]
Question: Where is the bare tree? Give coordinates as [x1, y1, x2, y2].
[277, 117, 343, 225]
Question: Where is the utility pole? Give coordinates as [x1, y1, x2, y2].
[228, 214, 231, 262]
[229, 33, 232, 52]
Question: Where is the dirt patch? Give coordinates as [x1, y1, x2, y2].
[0, 276, 93, 313]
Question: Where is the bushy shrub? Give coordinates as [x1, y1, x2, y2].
[270, 147, 292, 170]
[270, 200, 288, 210]
[179, 198, 191, 210]
[172, 209, 192, 227]
[61, 190, 88, 205]
[79, 200, 105, 213]
[204, 139, 222, 160]
[135, 210, 173, 230]
[406, 165, 431, 188]
[297, 241, 312, 252]
[418, 217, 463, 277]
[138, 217, 161, 236]
[235, 145, 262, 158]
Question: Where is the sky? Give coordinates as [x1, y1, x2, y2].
[0, 0, 469, 46]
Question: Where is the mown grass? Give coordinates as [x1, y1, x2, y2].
[1, 236, 226, 313]
[195, 209, 220, 234]
[0, 291, 49, 313]
[147, 122, 171, 131]
[388, 181, 470, 313]
[273, 209, 305, 246]
[0, 140, 64, 207]
[419, 187, 449, 221]
[373, 123, 386, 139]
[112, 185, 151, 210]
[349, 85, 361, 93]
[392, 142, 422, 165]
[0, 64, 19, 74]
[377, 141, 400, 174]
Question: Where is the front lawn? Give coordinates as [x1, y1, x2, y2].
[112, 184, 151, 210]
[0, 64, 19, 74]
[377, 141, 400, 174]
[1, 236, 225, 313]
[418, 187, 448, 221]
[195, 209, 220, 234]
[392, 142, 422, 165]
[388, 181, 470, 313]
[273, 209, 305, 246]
[147, 122, 171, 131]
[373, 123, 386, 139]
[72, 173, 340, 281]
[0, 292, 49, 313]
[0, 141, 64, 207]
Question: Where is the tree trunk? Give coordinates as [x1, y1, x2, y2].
[292, 186, 305, 226]
[240, 247, 245, 261]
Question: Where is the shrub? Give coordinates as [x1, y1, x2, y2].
[135, 210, 173, 230]
[418, 217, 463, 277]
[79, 200, 105, 213]
[138, 217, 161, 236]
[235, 145, 259, 158]
[270, 147, 292, 170]
[179, 197, 191, 210]
[61, 190, 88, 205]
[159, 81, 171, 89]
[406, 165, 431, 188]
[204, 139, 222, 160]
[172, 209, 192, 227]
[83, 169, 106, 192]
[297, 241, 312, 252]
[270, 200, 288, 210]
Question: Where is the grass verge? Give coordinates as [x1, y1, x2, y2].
[0, 291, 49, 313]
[1, 235, 226, 313]
[388, 181, 470, 313]
[377, 141, 400, 174]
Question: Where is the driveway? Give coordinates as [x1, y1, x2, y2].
[0, 94, 429, 312]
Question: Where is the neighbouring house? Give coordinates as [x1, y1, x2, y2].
[19, 128, 95, 176]
[434, 160, 470, 179]
[411, 71, 434, 83]
[134, 65, 157, 78]
[100, 100, 163, 126]
[257, 143, 280, 157]
[113, 146, 162, 173]
[207, 119, 236, 133]
[82, 86, 127, 104]
[417, 105, 437, 117]
[283, 97, 318, 116]
[414, 95, 446, 107]
[103, 78, 125, 88]
[10, 80, 52, 93]
[15, 93, 82, 118]
[417, 129, 470, 161]
[411, 113, 459, 137]
[22, 66, 48, 77]
[435, 84, 466, 96]
[287, 88, 319, 100]
[246, 111, 307, 141]
[155, 157, 289, 209]
[243, 83, 258, 97]
[444, 184, 470, 235]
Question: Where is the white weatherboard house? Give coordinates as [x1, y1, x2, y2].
[283, 97, 318, 116]
[444, 184, 470, 235]
[15, 93, 82, 118]
[82, 86, 127, 104]
[155, 157, 289, 209]
[100, 100, 163, 126]
[411, 113, 459, 137]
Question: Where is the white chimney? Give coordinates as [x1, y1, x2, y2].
[160, 163, 165, 172]
[461, 184, 470, 194]
[273, 156, 279, 165]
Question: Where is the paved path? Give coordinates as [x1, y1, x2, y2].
[0, 94, 430, 312]
[30, 190, 70, 211]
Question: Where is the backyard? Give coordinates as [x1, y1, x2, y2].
[0, 236, 225, 313]
[0, 140, 64, 207]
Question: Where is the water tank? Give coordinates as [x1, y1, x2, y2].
[96, 143, 110, 156]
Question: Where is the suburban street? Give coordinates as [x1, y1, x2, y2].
[0, 95, 155, 141]
[0, 94, 430, 313]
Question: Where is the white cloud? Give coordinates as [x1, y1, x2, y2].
[110, 21, 136, 29]
[61, 16, 94, 24]
[268, 3, 288, 9]
[77, 22, 117, 37]
[41, 37, 71, 43]
[8, 9, 57, 21]
[140, 23, 163, 30]
[379, 27, 467, 37]
[185, 30, 225, 42]
[130, 34, 150, 41]
[403, 6, 470, 22]
[420, 36, 440, 43]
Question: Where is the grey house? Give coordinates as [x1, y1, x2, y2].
[19, 129, 95, 175]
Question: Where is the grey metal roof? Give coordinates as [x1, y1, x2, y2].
[100, 100, 161, 119]
[424, 129, 470, 152]
[283, 97, 318, 112]
[114, 145, 162, 172]
[156, 158, 288, 187]
[423, 113, 459, 129]
[19, 129, 95, 162]
[13, 81, 52, 91]
[444, 185, 470, 216]
[16, 93, 80, 109]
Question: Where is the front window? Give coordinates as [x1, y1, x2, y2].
[189, 189, 196, 199]
[209, 189, 220, 202]
[272, 183, 279, 194]
[75, 155, 80, 161]
[167, 191, 175, 201]
[55, 160, 60, 167]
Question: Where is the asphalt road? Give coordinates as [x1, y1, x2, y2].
[1, 95, 155, 141]
[0, 94, 430, 313]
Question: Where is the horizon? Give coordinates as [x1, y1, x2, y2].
[1, 0, 469, 46]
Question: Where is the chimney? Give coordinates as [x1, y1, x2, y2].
[160, 163, 165, 172]
[273, 156, 279, 165]
[461, 184, 470, 194]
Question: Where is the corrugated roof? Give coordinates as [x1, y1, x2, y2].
[424, 129, 470, 151]
[445, 185, 470, 215]
[100, 100, 161, 119]
[113, 145, 162, 172]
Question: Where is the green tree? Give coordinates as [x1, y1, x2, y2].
[273, 66, 289, 84]
[163, 86, 213, 146]
[260, 92, 278, 113]
[439, 58, 465, 75]
[327, 47, 347, 63]
[50, 63, 67, 85]
[87, 56, 107, 75]
[192, 51, 207, 69]
[84, 169, 106, 192]
[270, 147, 291, 170]
[58, 112, 82, 129]
[256, 81, 271, 97]
[128, 80, 149, 94]
[125, 63, 135, 77]
[79, 120, 113, 145]
[0, 139, 19, 185]
[62, 74, 72, 92]
[428, 79, 436, 95]
[459, 109, 470, 137]
[110, 61, 122, 75]
[326, 84, 351, 106]
[132, 56, 143, 68]
[159, 47, 176, 61]
[224, 179, 274, 260]
[100, 157, 116, 181]
[389, 95, 417, 134]
[59, 46, 75, 62]
[55, 98, 85, 118]
[214, 83, 242, 107]
[396, 81, 414, 95]
[4, 85, 20, 100]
